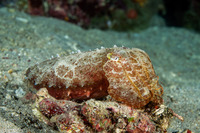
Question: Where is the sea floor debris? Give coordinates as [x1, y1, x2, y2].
[32, 88, 182, 133]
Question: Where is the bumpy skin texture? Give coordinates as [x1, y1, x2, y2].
[26, 47, 163, 108]
[103, 48, 163, 108]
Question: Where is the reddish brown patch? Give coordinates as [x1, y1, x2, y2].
[64, 70, 73, 79]
[56, 65, 69, 77]
[39, 98, 64, 118]
[187, 129, 192, 133]
[127, 9, 138, 19]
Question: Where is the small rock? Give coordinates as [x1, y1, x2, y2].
[5, 94, 12, 100]
[15, 87, 25, 98]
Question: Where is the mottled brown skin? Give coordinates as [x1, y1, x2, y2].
[103, 49, 163, 108]
[26, 47, 163, 108]
[26, 48, 112, 100]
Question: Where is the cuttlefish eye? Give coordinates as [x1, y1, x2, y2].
[113, 57, 119, 61]
[107, 53, 119, 61]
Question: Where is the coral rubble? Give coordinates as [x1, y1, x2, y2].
[32, 88, 176, 132]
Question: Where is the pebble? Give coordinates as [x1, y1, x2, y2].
[15, 87, 25, 98]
